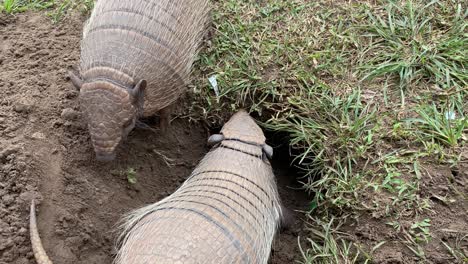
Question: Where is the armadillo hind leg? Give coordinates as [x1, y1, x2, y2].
[30, 200, 53, 264]
[158, 105, 173, 134]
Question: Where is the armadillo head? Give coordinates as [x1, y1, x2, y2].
[79, 80, 146, 161]
[220, 110, 266, 143]
[208, 110, 274, 159]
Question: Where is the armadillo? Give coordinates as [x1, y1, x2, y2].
[115, 110, 284, 263]
[70, 0, 211, 161]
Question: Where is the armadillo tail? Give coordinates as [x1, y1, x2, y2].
[30, 200, 54, 264]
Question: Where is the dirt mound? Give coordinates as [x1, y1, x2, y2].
[0, 12, 308, 264]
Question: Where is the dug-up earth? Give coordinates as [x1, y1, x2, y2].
[0, 12, 309, 264]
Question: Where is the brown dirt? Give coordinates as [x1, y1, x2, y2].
[340, 160, 468, 264]
[0, 12, 309, 264]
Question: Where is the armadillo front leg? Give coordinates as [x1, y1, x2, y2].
[159, 105, 172, 134]
[68, 66, 82, 90]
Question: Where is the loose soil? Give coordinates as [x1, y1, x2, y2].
[0, 12, 309, 264]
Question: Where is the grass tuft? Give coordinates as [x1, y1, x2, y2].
[0, 0, 94, 23]
[406, 103, 467, 147]
[0, 0, 54, 13]
[265, 88, 378, 211]
[47, 0, 93, 23]
[298, 217, 373, 264]
[441, 234, 468, 262]
[358, 0, 467, 104]
[126, 167, 137, 184]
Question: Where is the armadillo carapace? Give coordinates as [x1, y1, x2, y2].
[70, 0, 211, 161]
[115, 110, 283, 264]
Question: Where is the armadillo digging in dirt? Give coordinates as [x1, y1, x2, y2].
[70, 0, 211, 161]
[115, 110, 286, 263]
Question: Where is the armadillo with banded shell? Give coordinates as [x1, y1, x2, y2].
[115, 110, 285, 263]
[70, 0, 211, 161]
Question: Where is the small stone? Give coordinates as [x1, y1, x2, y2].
[54, 31, 66, 37]
[31, 132, 45, 140]
[61, 108, 79, 120]
[13, 103, 31, 113]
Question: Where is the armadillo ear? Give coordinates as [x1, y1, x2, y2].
[207, 134, 224, 146]
[262, 144, 273, 159]
[131, 79, 146, 103]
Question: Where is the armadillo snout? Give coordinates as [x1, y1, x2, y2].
[96, 152, 116, 162]
[79, 80, 140, 162]
[91, 136, 121, 162]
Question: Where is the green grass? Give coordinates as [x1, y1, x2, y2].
[441, 234, 468, 262]
[407, 103, 467, 147]
[110, 167, 138, 185]
[410, 218, 432, 243]
[192, 0, 382, 214]
[0, 0, 93, 23]
[258, 87, 379, 214]
[126, 167, 137, 184]
[0, 0, 18, 13]
[47, 0, 93, 23]
[298, 216, 383, 264]
[191, 0, 467, 262]
[0, 0, 53, 13]
[358, 0, 467, 106]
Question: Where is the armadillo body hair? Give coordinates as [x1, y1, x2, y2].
[80, 0, 210, 114]
[115, 110, 283, 264]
